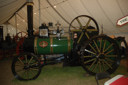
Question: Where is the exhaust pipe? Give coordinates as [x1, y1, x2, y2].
[27, 0, 34, 37]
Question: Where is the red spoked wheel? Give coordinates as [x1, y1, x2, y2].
[15, 32, 27, 55]
[14, 31, 27, 43]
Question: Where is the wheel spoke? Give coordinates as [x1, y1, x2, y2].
[76, 18, 83, 28]
[30, 62, 39, 66]
[93, 40, 100, 53]
[28, 57, 33, 64]
[89, 59, 97, 70]
[99, 38, 102, 51]
[84, 55, 93, 58]
[103, 40, 106, 52]
[105, 57, 115, 63]
[85, 32, 90, 39]
[104, 43, 113, 52]
[105, 55, 117, 57]
[85, 49, 96, 55]
[15, 64, 24, 67]
[20, 70, 26, 78]
[23, 70, 29, 79]
[83, 18, 91, 29]
[92, 61, 98, 72]
[101, 59, 106, 72]
[26, 70, 29, 79]
[89, 43, 97, 53]
[29, 69, 36, 76]
[77, 32, 84, 43]
[103, 60, 112, 69]
[25, 55, 28, 63]
[18, 58, 24, 65]
[16, 69, 24, 73]
[70, 24, 78, 29]
[15, 61, 24, 67]
[99, 60, 102, 72]
[30, 68, 39, 71]
[84, 58, 96, 64]
[104, 49, 114, 55]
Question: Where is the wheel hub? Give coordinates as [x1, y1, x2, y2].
[96, 53, 105, 59]
[24, 64, 30, 70]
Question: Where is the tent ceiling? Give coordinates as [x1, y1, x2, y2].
[0, 0, 128, 35]
[0, 0, 26, 24]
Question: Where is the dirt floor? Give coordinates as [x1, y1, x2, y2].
[0, 57, 128, 85]
[0, 58, 14, 85]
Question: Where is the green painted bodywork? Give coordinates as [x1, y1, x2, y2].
[115, 40, 122, 48]
[35, 37, 73, 54]
[36, 38, 51, 54]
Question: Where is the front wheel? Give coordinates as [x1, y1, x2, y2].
[11, 52, 41, 80]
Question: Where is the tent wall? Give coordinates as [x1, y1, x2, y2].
[0, 0, 128, 41]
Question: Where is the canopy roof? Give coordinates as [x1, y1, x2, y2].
[0, 0, 128, 35]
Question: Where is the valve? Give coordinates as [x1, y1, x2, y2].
[55, 21, 64, 39]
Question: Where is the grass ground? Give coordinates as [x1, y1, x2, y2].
[0, 58, 128, 85]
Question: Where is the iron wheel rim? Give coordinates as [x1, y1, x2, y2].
[81, 35, 120, 75]
[11, 52, 41, 80]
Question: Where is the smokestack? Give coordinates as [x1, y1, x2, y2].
[27, 0, 34, 37]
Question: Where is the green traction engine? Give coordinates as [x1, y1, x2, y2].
[11, 1, 127, 81]
[33, 37, 73, 54]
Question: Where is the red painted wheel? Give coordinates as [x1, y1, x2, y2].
[14, 32, 27, 43]
[15, 32, 27, 55]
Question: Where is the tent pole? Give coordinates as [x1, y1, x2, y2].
[15, 13, 18, 34]
[38, 0, 41, 26]
[4, 22, 9, 35]
[6, 23, 8, 34]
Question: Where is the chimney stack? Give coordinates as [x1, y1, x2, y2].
[27, 0, 34, 37]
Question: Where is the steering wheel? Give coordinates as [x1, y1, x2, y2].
[14, 31, 27, 43]
[69, 15, 99, 43]
[14, 31, 27, 55]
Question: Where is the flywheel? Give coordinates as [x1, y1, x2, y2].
[69, 15, 99, 44]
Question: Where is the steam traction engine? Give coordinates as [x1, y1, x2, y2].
[11, 1, 127, 81]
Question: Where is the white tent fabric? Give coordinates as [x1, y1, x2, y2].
[0, 0, 128, 39]
[2, 24, 20, 40]
[0, 0, 26, 24]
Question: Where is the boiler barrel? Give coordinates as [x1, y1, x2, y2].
[34, 37, 73, 54]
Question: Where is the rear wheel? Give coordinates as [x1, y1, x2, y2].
[80, 35, 120, 75]
[11, 52, 41, 80]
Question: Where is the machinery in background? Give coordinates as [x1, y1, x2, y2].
[0, 25, 17, 60]
[0, 30, 27, 60]
[11, 1, 127, 81]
